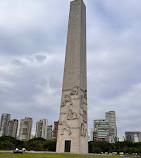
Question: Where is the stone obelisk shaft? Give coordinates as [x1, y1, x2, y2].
[56, 0, 88, 154]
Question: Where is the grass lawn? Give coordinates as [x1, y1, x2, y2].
[0, 153, 127, 158]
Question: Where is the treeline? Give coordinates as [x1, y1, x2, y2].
[89, 141, 141, 155]
[0, 136, 56, 151]
[1, 136, 141, 155]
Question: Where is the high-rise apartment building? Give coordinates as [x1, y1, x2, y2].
[93, 111, 117, 143]
[52, 121, 58, 140]
[94, 120, 110, 141]
[47, 125, 52, 140]
[36, 119, 48, 139]
[125, 132, 141, 142]
[0, 113, 10, 136]
[105, 111, 117, 143]
[7, 119, 18, 138]
[18, 117, 32, 141]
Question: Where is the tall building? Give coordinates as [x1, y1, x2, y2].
[93, 111, 117, 143]
[47, 125, 52, 140]
[94, 120, 110, 141]
[18, 117, 32, 141]
[0, 113, 10, 136]
[53, 121, 58, 140]
[56, 0, 88, 154]
[89, 128, 94, 141]
[125, 132, 141, 142]
[105, 111, 117, 143]
[7, 119, 18, 138]
[36, 119, 48, 139]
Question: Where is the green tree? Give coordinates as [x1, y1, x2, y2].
[0, 140, 15, 150]
[42, 140, 56, 151]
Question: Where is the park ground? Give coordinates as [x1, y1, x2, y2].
[0, 153, 128, 158]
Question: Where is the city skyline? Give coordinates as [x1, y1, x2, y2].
[0, 113, 58, 140]
[0, 112, 141, 142]
[0, 0, 141, 137]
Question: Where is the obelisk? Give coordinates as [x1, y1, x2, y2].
[56, 0, 88, 154]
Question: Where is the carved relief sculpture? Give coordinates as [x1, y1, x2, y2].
[62, 95, 73, 107]
[70, 85, 79, 95]
[80, 122, 86, 137]
[59, 121, 71, 135]
[67, 109, 78, 120]
[83, 111, 87, 123]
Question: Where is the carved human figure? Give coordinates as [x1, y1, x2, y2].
[59, 121, 71, 135]
[80, 122, 86, 137]
[67, 109, 77, 120]
[62, 95, 73, 107]
[70, 85, 79, 95]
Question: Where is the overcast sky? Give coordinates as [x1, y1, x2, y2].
[0, 0, 141, 137]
